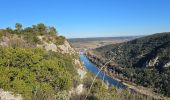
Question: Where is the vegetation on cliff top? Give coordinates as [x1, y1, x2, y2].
[0, 23, 77, 100]
[0, 23, 65, 47]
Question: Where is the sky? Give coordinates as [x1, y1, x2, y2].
[0, 0, 170, 38]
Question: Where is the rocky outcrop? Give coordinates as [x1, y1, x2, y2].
[37, 36, 75, 54]
[0, 89, 22, 100]
[148, 57, 159, 67]
[0, 36, 28, 47]
[164, 62, 170, 68]
[57, 41, 75, 54]
[44, 43, 57, 52]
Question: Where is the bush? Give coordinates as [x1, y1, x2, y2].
[0, 47, 77, 99]
[55, 36, 66, 45]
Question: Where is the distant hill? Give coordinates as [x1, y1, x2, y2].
[69, 36, 140, 43]
[91, 32, 170, 97]
[69, 36, 140, 51]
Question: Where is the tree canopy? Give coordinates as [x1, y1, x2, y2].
[15, 23, 22, 30]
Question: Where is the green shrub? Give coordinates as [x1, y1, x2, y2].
[55, 36, 66, 45]
[0, 47, 77, 99]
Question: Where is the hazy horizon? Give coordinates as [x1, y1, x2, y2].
[68, 34, 146, 39]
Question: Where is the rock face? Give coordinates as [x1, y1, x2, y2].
[0, 35, 75, 55]
[44, 43, 57, 52]
[37, 36, 75, 54]
[0, 36, 28, 47]
[42, 40, 75, 54]
[57, 41, 75, 54]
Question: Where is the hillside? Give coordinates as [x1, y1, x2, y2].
[0, 23, 82, 100]
[0, 23, 150, 100]
[89, 32, 170, 97]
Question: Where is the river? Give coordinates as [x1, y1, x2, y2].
[80, 53, 127, 89]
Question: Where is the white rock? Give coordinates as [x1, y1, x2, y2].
[164, 62, 170, 68]
[45, 43, 57, 52]
[0, 89, 22, 100]
[77, 68, 86, 79]
[57, 41, 75, 54]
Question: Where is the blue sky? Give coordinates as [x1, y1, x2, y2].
[0, 0, 170, 38]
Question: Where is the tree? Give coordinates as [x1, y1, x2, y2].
[15, 23, 22, 31]
[24, 27, 33, 32]
[5, 27, 13, 34]
[37, 23, 46, 34]
[48, 26, 58, 35]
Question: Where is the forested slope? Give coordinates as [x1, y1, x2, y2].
[93, 32, 170, 96]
